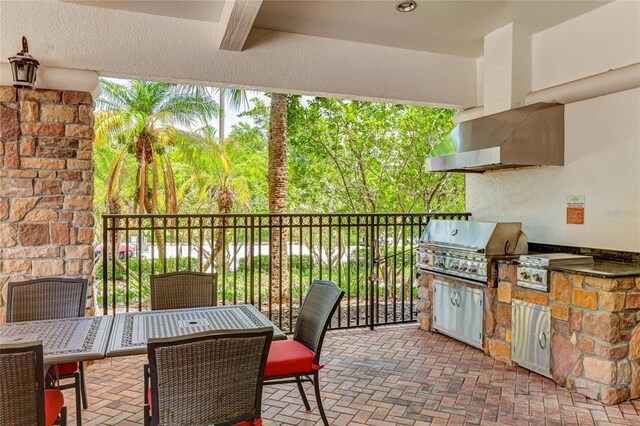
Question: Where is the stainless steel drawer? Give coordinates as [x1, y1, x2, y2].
[433, 278, 483, 349]
[511, 300, 551, 378]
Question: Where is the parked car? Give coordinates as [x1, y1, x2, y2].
[94, 243, 136, 259]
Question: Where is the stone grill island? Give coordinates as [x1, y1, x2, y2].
[417, 258, 640, 405]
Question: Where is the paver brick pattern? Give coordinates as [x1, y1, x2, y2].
[64, 324, 640, 425]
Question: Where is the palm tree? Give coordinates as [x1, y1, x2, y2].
[176, 125, 250, 270]
[268, 93, 289, 303]
[217, 88, 249, 142]
[95, 79, 217, 258]
[95, 80, 217, 215]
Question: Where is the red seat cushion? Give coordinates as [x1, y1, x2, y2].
[44, 389, 64, 426]
[264, 340, 317, 378]
[147, 389, 261, 425]
[237, 420, 261, 426]
[50, 362, 79, 376]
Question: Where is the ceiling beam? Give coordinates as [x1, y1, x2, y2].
[218, 0, 263, 51]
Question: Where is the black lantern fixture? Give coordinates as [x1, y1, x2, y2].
[8, 36, 39, 89]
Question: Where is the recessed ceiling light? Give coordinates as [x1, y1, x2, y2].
[396, 1, 417, 12]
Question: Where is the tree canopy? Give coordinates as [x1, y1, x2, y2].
[94, 80, 464, 218]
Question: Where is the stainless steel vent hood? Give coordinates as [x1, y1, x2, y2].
[426, 102, 564, 173]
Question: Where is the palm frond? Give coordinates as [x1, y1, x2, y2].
[222, 88, 251, 111]
[96, 79, 133, 111]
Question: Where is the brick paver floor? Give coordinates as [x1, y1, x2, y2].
[63, 324, 640, 425]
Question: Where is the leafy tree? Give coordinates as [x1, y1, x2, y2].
[175, 125, 251, 270]
[217, 88, 250, 142]
[227, 102, 270, 211]
[286, 97, 463, 213]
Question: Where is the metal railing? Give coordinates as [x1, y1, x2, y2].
[100, 212, 470, 332]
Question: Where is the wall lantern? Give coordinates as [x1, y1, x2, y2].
[8, 36, 39, 89]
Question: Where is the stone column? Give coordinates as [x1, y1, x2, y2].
[0, 86, 95, 321]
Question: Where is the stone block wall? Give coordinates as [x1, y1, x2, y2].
[494, 263, 640, 405]
[486, 264, 516, 365]
[416, 271, 433, 332]
[547, 271, 640, 404]
[0, 86, 95, 322]
[417, 263, 640, 404]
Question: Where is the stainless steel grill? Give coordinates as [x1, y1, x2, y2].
[517, 253, 594, 292]
[416, 220, 529, 285]
[417, 219, 528, 350]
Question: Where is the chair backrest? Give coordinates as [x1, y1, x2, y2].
[0, 341, 47, 426]
[293, 280, 344, 362]
[5, 278, 88, 323]
[150, 272, 217, 310]
[147, 328, 273, 426]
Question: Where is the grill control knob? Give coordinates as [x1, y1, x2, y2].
[451, 262, 459, 270]
[520, 271, 530, 280]
[469, 264, 478, 273]
[435, 258, 444, 268]
[460, 263, 468, 271]
[532, 273, 542, 282]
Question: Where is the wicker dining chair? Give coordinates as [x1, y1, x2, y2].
[0, 341, 67, 426]
[143, 328, 274, 426]
[5, 278, 89, 425]
[150, 272, 217, 310]
[263, 280, 344, 426]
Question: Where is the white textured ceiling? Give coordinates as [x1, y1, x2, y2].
[254, 0, 611, 57]
[63, 0, 611, 57]
[65, 0, 226, 23]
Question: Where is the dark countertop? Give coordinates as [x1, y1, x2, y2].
[549, 261, 640, 278]
[495, 258, 518, 265]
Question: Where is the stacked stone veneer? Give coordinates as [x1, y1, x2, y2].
[417, 264, 640, 405]
[0, 86, 95, 322]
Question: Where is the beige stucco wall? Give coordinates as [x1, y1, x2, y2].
[531, 0, 640, 90]
[466, 87, 640, 252]
[467, 1, 640, 252]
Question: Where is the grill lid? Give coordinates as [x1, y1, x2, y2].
[421, 220, 528, 255]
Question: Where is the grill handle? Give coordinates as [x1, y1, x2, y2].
[449, 291, 462, 307]
[538, 330, 547, 350]
[421, 243, 484, 253]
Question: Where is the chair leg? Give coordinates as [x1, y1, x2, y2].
[60, 406, 67, 426]
[313, 371, 329, 426]
[74, 372, 82, 426]
[295, 376, 311, 411]
[79, 362, 89, 409]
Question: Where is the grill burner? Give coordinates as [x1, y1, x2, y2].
[418, 250, 489, 282]
[417, 220, 528, 285]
